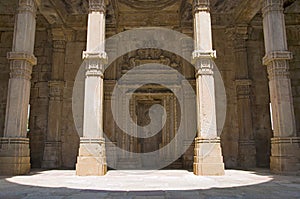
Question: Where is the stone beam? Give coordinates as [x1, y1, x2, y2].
[234, 0, 264, 24]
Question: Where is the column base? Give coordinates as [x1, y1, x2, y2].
[270, 137, 300, 175]
[76, 138, 107, 176]
[41, 141, 61, 169]
[0, 138, 30, 175]
[193, 137, 225, 176]
[238, 140, 256, 168]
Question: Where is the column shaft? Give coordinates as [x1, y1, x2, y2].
[76, 0, 107, 176]
[0, 0, 37, 175]
[262, 0, 300, 174]
[192, 0, 224, 176]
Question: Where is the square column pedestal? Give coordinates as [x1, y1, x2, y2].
[193, 138, 225, 176]
[0, 138, 30, 175]
[76, 138, 107, 176]
[270, 137, 300, 175]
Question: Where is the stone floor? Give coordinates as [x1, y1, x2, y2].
[0, 169, 299, 199]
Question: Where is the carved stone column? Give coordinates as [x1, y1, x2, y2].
[76, 0, 107, 176]
[262, 0, 300, 174]
[231, 26, 256, 168]
[42, 29, 66, 169]
[0, 0, 37, 175]
[192, 0, 225, 176]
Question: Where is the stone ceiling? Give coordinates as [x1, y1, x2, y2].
[0, 0, 298, 30]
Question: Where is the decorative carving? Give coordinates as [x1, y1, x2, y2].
[193, 0, 210, 14]
[53, 40, 66, 53]
[89, 0, 106, 13]
[120, 49, 182, 74]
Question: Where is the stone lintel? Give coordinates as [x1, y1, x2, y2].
[7, 52, 37, 66]
[263, 51, 293, 66]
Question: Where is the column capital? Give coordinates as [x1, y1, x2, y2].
[193, 0, 210, 13]
[262, 0, 284, 16]
[89, 0, 106, 13]
[227, 26, 249, 49]
[192, 50, 216, 60]
[18, 0, 37, 15]
[263, 51, 293, 65]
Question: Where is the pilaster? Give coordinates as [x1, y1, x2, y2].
[262, 0, 300, 174]
[230, 26, 256, 168]
[0, 0, 37, 175]
[192, 0, 224, 176]
[42, 28, 66, 169]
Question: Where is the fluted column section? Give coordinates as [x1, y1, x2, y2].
[0, 0, 37, 175]
[42, 28, 66, 169]
[232, 26, 256, 168]
[262, 0, 300, 174]
[76, 0, 107, 176]
[192, 0, 224, 176]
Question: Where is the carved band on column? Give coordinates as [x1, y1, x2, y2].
[193, 0, 210, 13]
[83, 52, 107, 77]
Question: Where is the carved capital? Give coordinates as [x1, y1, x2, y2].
[7, 52, 36, 80]
[53, 40, 66, 53]
[263, 51, 293, 65]
[262, 0, 284, 17]
[194, 57, 214, 77]
[49, 81, 64, 101]
[193, 0, 210, 14]
[18, 0, 37, 15]
[227, 26, 248, 50]
[89, 0, 106, 13]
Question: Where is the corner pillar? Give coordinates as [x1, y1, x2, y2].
[0, 0, 37, 175]
[262, 0, 300, 174]
[192, 0, 225, 176]
[76, 0, 107, 176]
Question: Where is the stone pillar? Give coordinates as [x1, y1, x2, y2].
[232, 26, 256, 168]
[262, 0, 300, 174]
[76, 0, 107, 176]
[42, 28, 66, 169]
[192, 0, 225, 176]
[0, 0, 37, 175]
